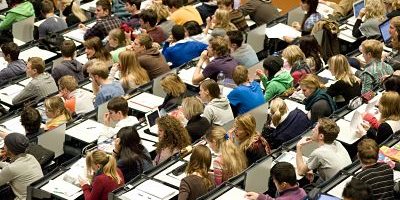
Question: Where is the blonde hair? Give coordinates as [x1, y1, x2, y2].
[391, 16, 400, 49]
[182, 97, 204, 119]
[361, 39, 384, 60]
[88, 61, 109, 79]
[108, 28, 127, 47]
[365, 0, 386, 21]
[270, 98, 288, 127]
[186, 145, 214, 189]
[86, 150, 123, 184]
[328, 54, 360, 86]
[62, 0, 88, 22]
[149, 2, 170, 21]
[234, 114, 257, 151]
[379, 91, 400, 122]
[300, 74, 324, 91]
[44, 96, 71, 120]
[160, 73, 187, 97]
[118, 50, 150, 89]
[214, 9, 237, 32]
[282, 45, 306, 66]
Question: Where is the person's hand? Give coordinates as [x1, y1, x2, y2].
[78, 175, 89, 187]
[78, 23, 87, 30]
[0, 149, 6, 160]
[306, 170, 315, 183]
[297, 137, 312, 148]
[103, 112, 111, 126]
[356, 121, 370, 137]
[114, 138, 121, 153]
[358, 8, 366, 19]
[0, 130, 8, 139]
[152, 42, 161, 49]
[206, 17, 212, 27]
[319, 0, 327, 4]
[255, 69, 265, 77]
[245, 192, 260, 200]
[200, 50, 209, 61]
[292, 21, 301, 30]
[283, 35, 294, 43]
[166, 35, 174, 43]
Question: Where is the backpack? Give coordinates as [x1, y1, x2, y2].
[26, 143, 55, 167]
[38, 32, 65, 52]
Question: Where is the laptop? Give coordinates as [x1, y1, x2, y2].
[145, 109, 160, 135]
[347, 0, 365, 26]
[379, 19, 391, 45]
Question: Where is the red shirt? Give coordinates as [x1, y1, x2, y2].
[82, 169, 125, 200]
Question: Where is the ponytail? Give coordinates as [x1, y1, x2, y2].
[103, 154, 122, 184]
[86, 150, 123, 185]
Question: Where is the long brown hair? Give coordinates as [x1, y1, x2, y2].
[156, 115, 191, 152]
[379, 91, 400, 122]
[86, 150, 123, 184]
[185, 145, 214, 189]
[118, 50, 150, 88]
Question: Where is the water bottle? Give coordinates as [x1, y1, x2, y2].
[217, 71, 225, 93]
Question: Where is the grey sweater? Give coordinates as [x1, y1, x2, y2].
[0, 59, 26, 86]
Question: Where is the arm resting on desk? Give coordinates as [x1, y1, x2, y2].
[178, 178, 190, 200]
[192, 63, 205, 85]
[0, 162, 14, 186]
[12, 83, 37, 105]
[352, 19, 363, 38]
[296, 145, 310, 176]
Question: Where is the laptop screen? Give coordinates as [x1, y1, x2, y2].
[146, 109, 160, 127]
[353, 0, 364, 18]
[380, 19, 391, 43]
[317, 194, 341, 200]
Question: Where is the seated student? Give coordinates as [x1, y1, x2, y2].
[205, 126, 247, 185]
[80, 150, 125, 200]
[246, 162, 307, 200]
[123, 0, 141, 28]
[38, 0, 67, 39]
[112, 126, 153, 182]
[150, 2, 175, 38]
[80, 0, 122, 40]
[153, 115, 191, 165]
[109, 50, 150, 92]
[52, 40, 85, 84]
[164, 0, 203, 25]
[383, 74, 400, 93]
[229, 114, 271, 165]
[84, 37, 113, 72]
[353, 139, 395, 199]
[327, 55, 361, 109]
[199, 79, 234, 126]
[99, 97, 139, 141]
[107, 28, 127, 62]
[217, 0, 248, 32]
[296, 118, 352, 182]
[385, 16, 400, 71]
[111, 0, 130, 20]
[133, 33, 170, 79]
[256, 56, 293, 102]
[203, 9, 238, 36]
[358, 91, 400, 144]
[139, 9, 167, 44]
[162, 25, 208, 69]
[183, 20, 208, 44]
[196, 0, 218, 23]
[342, 178, 374, 200]
[300, 74, 336, 123]
[299, 35, 324, 72]
[181, 97, 211, 143]
[159, 73, 187, 109]
[228, 65, 264, 115]
[0, 133, 44, 200]
[239, 0, 279, 26]
[44, 96, 72, 130]
[58, 75, 95, 115]
[192, 36, 239, 85]
[352, 0, 386, 38]
[0, 42, 26, 86]
[12, 57, 58, 105]
[61, 0, 88, 26]
[227, 30, 259, 68]
[281, 45, 311, 86]
[319, 0, 357, 18]
[262, 98, 312, 150]
[88, 61, 125, 108]
[360, 40, 394, 94]
[0, 0, 34, 44]
[385, 0, 400, 19]
[179, 145, 214, 199]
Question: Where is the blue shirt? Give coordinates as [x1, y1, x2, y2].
[227, 81, 265, 114]
[94, 81, 124, 108]
[162, 39, 208, 68]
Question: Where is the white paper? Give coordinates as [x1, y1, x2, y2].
[18, 78, 32, 87]
[327, 175, 352, 198]
[41, 179, 81, 198]
[215, 187, 247, 200]
[65, 119, 105, 143]
[81, 0, 97, 12]
[128, 92, 164, 113]
[283, 99, 307, 114]
[265, 23, 301, 40]
[137, 127, 159, 142]
[0, 84, 24, 105]
[0, 57, 8, 71]
[317, 4, 334, 18]
[19, 47, 57, 62]
[178, 67, 198, 86]
[2, 116, 26, 134]
[120, 179, 179, 200]
[153, 161, 186, 187]
[338, 25, 357, 43]
[141, 140, 156, 152]
[76, 54, 88, 65]
[350, 110, 363, 133]
[336, 119, 361, 144]
[272, 151, 307, 180]
[82, 82, 93, 92]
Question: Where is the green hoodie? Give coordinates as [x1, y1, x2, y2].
[0, 1, 35, 30]
[260, 70, 293, 101]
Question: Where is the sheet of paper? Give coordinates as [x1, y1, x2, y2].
[137, 127, 159, 142]
[265, 23, 301, 40]
[317, 3, 334, 18]
[63, 21, 96, 43]
[215, 187, 247, 200]
[81, 0, 97, 12]
[0, 56, 8, 71]
[338, 25, 357, 43]
[19, 47, 57, 61]
[76, 54, 88, 65]
[13, 38, 25, 46]
[178, 67, 198, 86]
[272, 151, 307, 180]
[283, 99, 307, 114]
[18, 78, 32, 87]
[336, 119, 361, 145]
[128, 92, 164, 113]
[65, 119, 104, 143]
[154, 161, 186, 187]
[120, 179, 179, 200]
[2, 116, 26, 134]
[41, 179, 81, 199]
[0, 84, 24, 105]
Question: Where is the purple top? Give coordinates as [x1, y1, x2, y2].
[257, 186, 307, 200]
[202, 55, 239, 81]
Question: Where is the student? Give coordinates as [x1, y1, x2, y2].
[217, 0, 248, 32]
[88, 61, 125, 108]
[113, 126, 153, 182]
[229, 114, 271, 165]
[123, 0, 141, 28]
[84, 37, 113, 68]
[81, 0, 122, 40]
[162, 25, 208, 69]
[385, 16, 400, 71]
[58, 75, 95, 115]
[12, 57, 58, 105]
[149, 2, 175, 38]
[44, 96, 71, 130]
[61, 0, 88, 26]
[296, 118, 352, 182]
[299, 0, 322, 34]
[227, 30, 259, 68]
[99, 97, 139, 141]
[299, 35, 324, 72]
[256, 56, 293, 102]
[385, 0, 400, 19]
[228, 65, 264, 115]
[262, 98, 312, 149]
[164, 0, 203, 25]
[383, 74, 400, 93]
[80, 150, 125, 200]
[107, 28, 127, 62]
[0, 133, 44, 200]
[133, 33, 170, 79]
[0, 42, 26, 86]
[205, 126, 247, 185]
[204, 9, 238, 36]
[192, 36, 239, 85]
[239, 0, 279, 26]
[52, 40, 85, 84]
[352, 0, 386, 38]
[281, 45, 311, 86]
[199, 79, 234, 126]
[300, 74, 336, 123]
[245, 162, 307, 200]
[154, 115, 191, 165]
[139, 9, 167, 44]
[178, 145, 214, 200]
[360, 40, 394, 93]
[352, 139, 395, 199]
[38, 0, 67, 39]
[109, 50, 150, 92]
[319, 0, 357, 18]
[342, 178, 374, 200]
[195, 0, 218, 24]
[183, 20, 208, 44]
[182, 97, 211, 143]
[159, 73, 187, 109]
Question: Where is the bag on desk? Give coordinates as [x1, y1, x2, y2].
[38, 32, 65, 52]
[26, 143, 55, 166]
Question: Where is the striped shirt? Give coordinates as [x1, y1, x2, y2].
[353, 163, 395, 200]
[361, 60, 393, 93]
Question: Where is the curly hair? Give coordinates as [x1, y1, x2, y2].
[156, 115, 191, 152]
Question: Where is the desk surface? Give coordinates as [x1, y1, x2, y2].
[19, 46, 58, 62]
[65, 119, 105, 143]
[0, 84, 24, 105]
[153, 160, 186, 187]
[127, 92, 164, 113]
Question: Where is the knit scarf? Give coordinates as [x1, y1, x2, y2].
[303, 89, 337, 112]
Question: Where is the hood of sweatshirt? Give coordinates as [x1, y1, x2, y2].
[208, 97, 230, 109]
[62, 60, 83, 73]
[9, 2, 34, 17]
[142, 47, 161, 57]
[266, 70, 293, 88]
[9, 59, 26, 71]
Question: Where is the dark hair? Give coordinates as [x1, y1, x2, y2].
[383, 75, 400, 94]
[163, 0, 183, 9]
[200, 79, 220, 99]
[172, 25, 185, 41]
[107, 97, 129, 116]
[41, 0, 54, 15]
[263, 56, 283, 80]
[271, 162, 297, 186]
[299, 35, 322, 71]
[84, 37, 112, 61]
[61, 40, 76, 58]
[21, 107, 42, 135]
[342, 178, 373, 200]
[317, 118, 339, 144]
[124, 0, 141, 9]
[139, 9, 158, 27]
[357, 138, 378, 165]
[1, 42, 20, 61]
[28, 57, 45, 74]
[301, 0, 318, 29]
[96, 0, 112, 13]
[183, 21, 202, 36]
[227, 30, 244, 47]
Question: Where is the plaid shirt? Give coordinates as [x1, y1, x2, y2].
[84, 16, 122, 40]
[303, 12, 322, 32]
[361, 60, 394, 93]
[230, 10, 249, 32]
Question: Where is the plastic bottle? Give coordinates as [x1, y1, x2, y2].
[217, 71, 225, 93]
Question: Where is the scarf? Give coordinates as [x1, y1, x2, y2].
[304, 89, 337, 112]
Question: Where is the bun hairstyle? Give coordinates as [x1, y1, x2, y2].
[270, 98, 289, 127]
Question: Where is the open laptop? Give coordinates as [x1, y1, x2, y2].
[145, 109, 160, 135]
[347, 0, 365, 26]
[379, 19, 392, 46]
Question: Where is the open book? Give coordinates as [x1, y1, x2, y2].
[120, 179, 178, 200]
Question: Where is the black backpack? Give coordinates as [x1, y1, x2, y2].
[38, 32, 65, 52]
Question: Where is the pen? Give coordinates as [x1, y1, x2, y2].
[86, 127, 96, 129]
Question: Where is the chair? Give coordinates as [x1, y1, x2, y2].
[152, 68, 178, 98]
[37, 124, 66, 158]
[12, 16, 34, 43]
[246, 24, 267, 53]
